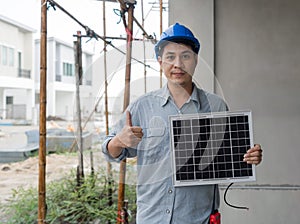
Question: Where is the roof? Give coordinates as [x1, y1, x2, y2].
[0, 14, 36, 33]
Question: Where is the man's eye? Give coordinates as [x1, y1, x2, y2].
[182, 54, 191, 60]
[166, 55, 175, 61]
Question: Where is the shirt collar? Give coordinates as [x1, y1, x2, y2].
[188, 83, 201, 111]
[158, 83, 201, 110]
[158, 84, 171, 107]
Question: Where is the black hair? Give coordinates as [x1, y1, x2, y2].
[157, 38, 198, 58]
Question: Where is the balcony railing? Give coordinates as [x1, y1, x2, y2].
[54, 74, 92, 85]
[18, 68, 31, 79]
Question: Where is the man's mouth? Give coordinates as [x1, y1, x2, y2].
[171, 71, 185, 77]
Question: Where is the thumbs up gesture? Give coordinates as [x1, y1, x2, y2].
[107, 111, 143, 158]
[116, 110, 143, 148]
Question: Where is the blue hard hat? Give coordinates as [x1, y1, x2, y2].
[154, 23, 200, 59]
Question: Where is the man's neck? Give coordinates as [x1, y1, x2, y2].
[168, 82, 193, 109]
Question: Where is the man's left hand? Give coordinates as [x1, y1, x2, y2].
[243, 144, 263, 165]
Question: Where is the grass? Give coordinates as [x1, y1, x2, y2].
[0, 168, 137, 224]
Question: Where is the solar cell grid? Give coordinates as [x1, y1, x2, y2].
[170, 111, 255, 187]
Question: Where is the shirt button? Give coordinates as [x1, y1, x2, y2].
[168, 189, 173, 194]
[166, 209, 170, 214]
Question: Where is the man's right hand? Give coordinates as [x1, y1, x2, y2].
[107, 111, 143, 158]
[117, 110, 143, 148]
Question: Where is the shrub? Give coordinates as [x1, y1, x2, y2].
[2, 169, 136, 224]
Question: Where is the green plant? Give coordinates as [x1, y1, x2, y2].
[2, 187, 38, 224]
[2, 168, 136, 224]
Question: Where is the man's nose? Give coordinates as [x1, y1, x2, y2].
[173, 56, 183, 68]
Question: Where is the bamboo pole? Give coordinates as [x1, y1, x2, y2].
[103, 0, 108, 152]
[159, 0, 163, 88]
[117, 2, 135, 223]
[38, 0, 47, 223]
[74, 31, 84, 185]
[141, 0, 147, 93]
[102, 0, 113, 211]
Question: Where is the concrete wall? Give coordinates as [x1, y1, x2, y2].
[169, 0, 300, 223]
[169, 0, 215, 92]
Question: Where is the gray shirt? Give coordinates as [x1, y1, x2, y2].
[102, 83, 228, 224]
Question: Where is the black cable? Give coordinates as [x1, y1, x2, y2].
[113, 8, 123, 24]
[46, 0, 159, 72]
[211, 184, 217, 213]
[224, 183, 249, 210]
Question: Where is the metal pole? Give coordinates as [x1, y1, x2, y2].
[38, 0, 47, 223]
[74, 31, 84, 185]
[117, 2, 135, 223]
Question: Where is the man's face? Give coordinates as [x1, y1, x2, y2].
[158, 42, 198, 87]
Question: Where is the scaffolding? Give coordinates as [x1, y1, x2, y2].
[38, 0, 168, 223]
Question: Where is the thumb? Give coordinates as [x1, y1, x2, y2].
[126, 110, 132, 127]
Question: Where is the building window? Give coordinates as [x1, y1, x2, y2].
[8, 47, 14, 66]
[35, 93, 40, 104]
[1, 46, 7, 65]
[6, 96, 13, 105]
[63, 62, 74, 76]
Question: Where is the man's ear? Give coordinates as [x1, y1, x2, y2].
[194, 54, 198, 65]
[157, 56, 162, 66]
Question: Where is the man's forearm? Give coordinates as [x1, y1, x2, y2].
[107, 136, 124, 158]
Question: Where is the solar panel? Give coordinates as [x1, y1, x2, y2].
[169, 110, 255, 187]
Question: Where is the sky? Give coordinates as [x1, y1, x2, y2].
[0, 0, 167, 50]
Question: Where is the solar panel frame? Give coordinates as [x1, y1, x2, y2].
[169, 110, 256, 187]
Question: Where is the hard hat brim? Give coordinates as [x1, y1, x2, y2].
[154, 36, 200, 59]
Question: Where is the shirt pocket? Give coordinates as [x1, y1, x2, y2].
[140, 126, 165, 150]
[147, 127, 165, 137]
[138, 117, 168, 164]
[137, 126, 172, 184]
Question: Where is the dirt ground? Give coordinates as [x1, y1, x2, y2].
[0, 120, 104, 203]
[0, 150, 110, 223]
[0, 153, 81, 203]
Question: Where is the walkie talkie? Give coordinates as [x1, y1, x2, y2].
[209, 210, 221, 224]
[210, 185, 221, 224]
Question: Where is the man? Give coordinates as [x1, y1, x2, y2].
[102, 23, 262, 224]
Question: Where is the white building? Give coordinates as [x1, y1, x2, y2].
[0, 15, 35, 120]
[34, 37, 94, 121]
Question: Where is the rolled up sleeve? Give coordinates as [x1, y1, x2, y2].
[101, 135, 137, 163]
